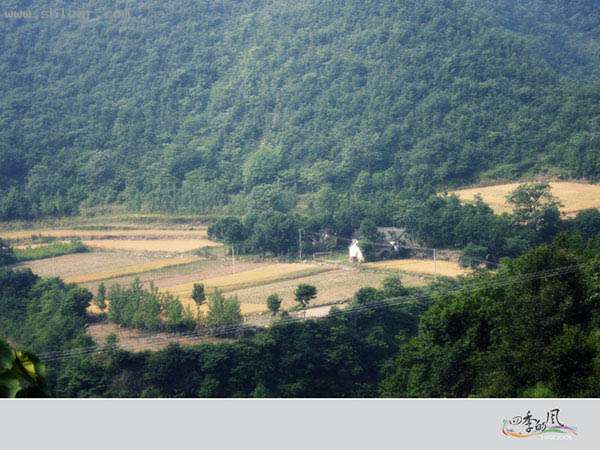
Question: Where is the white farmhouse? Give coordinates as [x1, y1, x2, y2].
[348, 227, 416, 262]
[348, 239, 365, 262]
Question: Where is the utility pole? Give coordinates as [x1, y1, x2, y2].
[298, 228, 303, 261]
[433, 248, 437, 280]
[231, 245, 235, 274]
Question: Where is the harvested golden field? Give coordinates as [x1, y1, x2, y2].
[87, 261, 425, 317]
[19, 251, 168, 279]
[168, 263, 332, 298]
[64, 256, 201, 284]
[0, 227, 208, 241]
[82, 259, 272, 294]
[225, 267, 427, 311]
[365, 259, 469, 277]
[449, 181, 600, 215]
[82, 238, 219, 253]
[169, 263, 331, 301]
[239, 303, 270, 315]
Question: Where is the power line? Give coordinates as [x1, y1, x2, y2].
[304, 229, 499, 268]
[39, 261, 587, 363]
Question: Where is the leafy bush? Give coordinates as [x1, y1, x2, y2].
[192, 283, 206, 306]
[357, 240, 377, 262]
[459, 244, 489, 269]
[266, 294, 282, 316]
[107, 279, 194, 332]
[161, 293, 196, 332]
[352, 287, 383, 306]
[94, 282, 107, 312]
[0, 239, 16, 266]
[205, 289, 242, 328]
[566, 209, 600, 240]
[381, 275, 408, 298]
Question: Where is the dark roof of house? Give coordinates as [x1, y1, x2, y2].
[377, 227, 409, 241]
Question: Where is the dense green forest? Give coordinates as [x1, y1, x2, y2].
[1, 0, 600, 221]
[2, 233, 600, 397]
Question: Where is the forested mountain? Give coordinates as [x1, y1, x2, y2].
[1, 0, 600, 219]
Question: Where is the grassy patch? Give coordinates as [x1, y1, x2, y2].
[14, 240, 89, 262]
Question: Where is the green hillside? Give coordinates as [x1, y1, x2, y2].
[1, 0, 600, 220]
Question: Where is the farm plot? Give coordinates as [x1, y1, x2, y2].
[81, 259, 273, 294]
[0, 227, 208, 242]
[169, 263, 332, 302]
[449, 181, 600, 216]
[365, 259, 469, 277]
[82, 238, 218, 253]
[18, 251, 172, 279]
[84, 261, 338, 316]
[64, 256, 201, 284]
[226, 267, 426, 312]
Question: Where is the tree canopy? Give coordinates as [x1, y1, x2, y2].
[1, 1, 600, 220]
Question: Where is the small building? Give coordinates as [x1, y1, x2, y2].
[377, 227, 416, 248]
[349, 239, 365, 262]
[348, 227, 415, 262]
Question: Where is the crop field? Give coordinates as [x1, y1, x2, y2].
[82, 259, 427, 317]
[18, 252, 183, 279]
[82, 259, 272, 293]
[11, 223, 218, 282]
[81, 238, 218, 253]
[226, 267, 427, 312]
[449, 181, 600, 215]
[168, 263, 332, 301]
[0, 227, 208, 241]
[7, 220, 446, 327]
[63, 256, 201, 284]
[365, 258, 469, 277]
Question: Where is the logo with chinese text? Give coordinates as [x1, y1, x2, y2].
[502, 409, 577, 439]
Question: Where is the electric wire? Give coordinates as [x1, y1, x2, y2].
[39, 261, 587, 363]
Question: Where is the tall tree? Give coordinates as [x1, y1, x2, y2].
[294, 284, 317, 308]
[192, 283, 206, 307]
[506, 183, 563, 231]
[0, 239, 16, 267]
[266, 294, 282, 316]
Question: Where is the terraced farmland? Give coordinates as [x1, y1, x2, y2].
[168, 263, 333, 301]
[18, 251, 171, 279]
[6, 223, 219, 294]
[63, 256, 201, 284]
[6, 220, 442, 324]
[226, 268, 427, 312]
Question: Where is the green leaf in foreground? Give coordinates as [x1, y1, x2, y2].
[0, 339, 46, 398]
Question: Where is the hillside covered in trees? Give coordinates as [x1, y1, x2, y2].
[1, 0, 600, 220]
